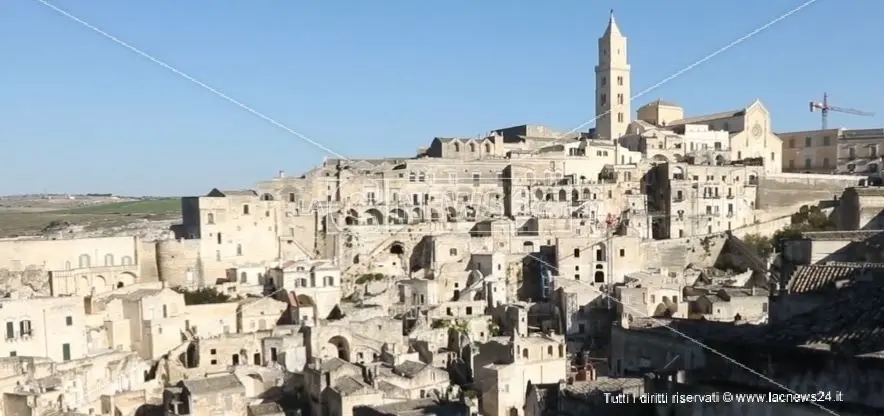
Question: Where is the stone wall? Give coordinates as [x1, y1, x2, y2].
[640, 234, 727, 271]
[138, 242, 160, 282]
[154, 239, 203, 286]
[758, 173, 862, 209]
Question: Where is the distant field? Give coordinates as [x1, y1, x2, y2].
[0, 198, 182, 237]
[58, 199, 181, 215]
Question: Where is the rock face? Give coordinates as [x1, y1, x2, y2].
[0, 268, 51, 296]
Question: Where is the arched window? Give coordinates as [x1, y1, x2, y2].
[78, 254, 91, 269]
[104, 254, 114, 267]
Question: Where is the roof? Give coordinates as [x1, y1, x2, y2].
[332, 375, 372, 396]
[799, 230, 884, 241]
[105, 288, 165, 302]
[248, 402, 284, 416]
[206, 188, 258, 197]
[667, 109, 745, 127]
[755, 277, 884, 354]
[841, 128, 884, 140]
[850, 186, 884, 197]
[182, 374, 243, 395]
[392, 361, 428, 378]
[319, 357, 352, 372]
[644, 99, 681, 108]
[628, 275, 884, 355]
[787, 262, 884, 294]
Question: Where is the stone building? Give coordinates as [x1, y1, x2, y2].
[779, 127, 884, 175]
[0, 295, 87, 362]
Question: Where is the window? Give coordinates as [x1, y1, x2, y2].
[62, 343, 71, 361]
[574, 248, 580, 258]
[600, 93, 607, 105]
[472, 173, 480, 187]
[5, 322, 13, 339]
[408, 172, 416, 182]
[236, 244, 243, 256]
[771, 152, 775, 161]
[804, 158, 811, 169]
[823, 136, 831, 146]
[823, 158, 830, 167]
[470, 143, 476, 152]
[65, 316, 73, 326]
[619, 249, 625, 257]
[288, 193, 295, 202]
[215, 250, 221, 261]
[242, 204, 250, 215]
[217, 233, 222, 244]
[449, 248, 458, 256]
[162, 305, 168, 318]
[104, 254, 114, 267]
[617, 93, 624, 105]
[207, 213, 215, 224]
[788, 138, 795, 148]
[617, 76, 623, 86]
[617, 112, 624, 123]
[9, 351, 16, 357]
[19, 320, 31, 336]
[78, 254, 91, 269]
[849, 148, 856, 159]
[805, 137, 812, 147]
[789, 159, 795, 169]
[601, 76, 607, 86]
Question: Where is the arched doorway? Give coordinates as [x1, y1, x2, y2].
[328, 336, 351, 361]
[390, 242, 405, 255]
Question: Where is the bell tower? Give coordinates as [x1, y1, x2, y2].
[594, 10, 631, 140]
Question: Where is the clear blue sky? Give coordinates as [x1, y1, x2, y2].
[1, 0, 881, 196]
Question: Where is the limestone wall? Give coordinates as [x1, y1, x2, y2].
[758, 173, 862, 209]
[0, 236, 140, 272]
[730, 215, 792, 239]
[154, 239, 202, 286]
[640, 234, 727, 271]
[138, 242, 160, 282]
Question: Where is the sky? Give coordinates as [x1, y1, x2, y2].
[0, 0, 881, 196]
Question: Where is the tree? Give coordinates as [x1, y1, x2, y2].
[173, 286, 232, 305]
[770, 204, 836, 250]
[742, 233, 774, 260]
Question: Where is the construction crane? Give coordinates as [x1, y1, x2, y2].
[809, 92, 874, 130]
